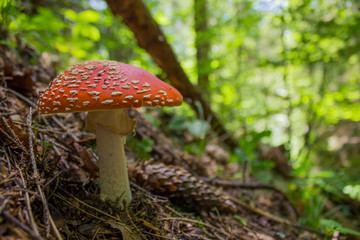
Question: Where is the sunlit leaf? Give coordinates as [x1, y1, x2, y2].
[55, 42, 70, 52]
[80, 24, 100, 41]
[154, 11, 170, 25]
[343, 185, 360, 200]
[187, 120, 210, 139]
[63, 9, 77, 21]
[321, 219, 360, 236]
[78, 10, 100, 23]
[70, 47, 87, 58]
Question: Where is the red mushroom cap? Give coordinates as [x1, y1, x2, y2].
[37, 60, 183, 114]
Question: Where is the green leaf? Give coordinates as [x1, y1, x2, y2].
[55, 42, 70, 52]
[343, 184, 360, 201]
[235, 215, 247, 226]
[154, 11, 170, 25]
[80, 24, 100, 41]
[40, 141, 54, 147]
[70, 47, 87, 58]
[78, 10, 100, 23]
[63, 9, 77, 21]
[187, 120, 210, 139]
[168, 116, 187, 131]
[320, 219, 360, 236]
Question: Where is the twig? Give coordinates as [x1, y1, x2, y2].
[55, 193, 132, 235]
[2, 210, 43, 240]
[0, 117, 29, 155]
[226, 195, 325, 237]
[1, 85, 53, 128]
[205, 178, 299, 217]
[163, 205, 186, 219]
[160, 217, 233, 239]
[43, 171, 62, 190]
[27, 108, 63, 240]
[0, 171, 17, 185]
[196, 229, 215, 240]
[50, 140, 69, 153]
[3, 148, 12, 170]
[131, 182, 187, 219]
[48, 209, 63, 240]
[91, 227, 101, 240]
[183, 233, 213, 240]
[51, 116, 80, 141]
[7, 187, 39, 196]
[58, 191, 120, 222]
[124, 200, 147, 240]
[27, 108, 48, 234]
[229, 194, 292, 224]
[0, 198, 10, 215]
[130, 182, 169, 203]
[17, 164, 41, 238]
[140, 231, 174, 240]
[56, 193, 108, 221]
[27, 109, 40, 181]
[2, 86, 37, 108]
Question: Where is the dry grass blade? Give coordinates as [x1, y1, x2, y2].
[58, 191, 121, 221]
[16, 164, 40, 238]
[26, 108, 63, 240]
[160, 217, 233, 239]
[2, 86, 37, 108]
[0, 117, 29, 155]
[2, 211, 43, 240]
[51, 116, 80, 141]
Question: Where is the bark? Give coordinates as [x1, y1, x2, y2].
[195, 0, 210, 95]
[105, 0, 237, 149]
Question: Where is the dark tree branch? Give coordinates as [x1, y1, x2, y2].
[105, 0, 237, 149]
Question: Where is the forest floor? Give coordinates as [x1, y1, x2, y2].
[0, 42, 330, 239]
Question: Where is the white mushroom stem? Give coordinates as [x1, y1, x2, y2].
[86, 109, 136, 208]
[96, 125, 131, 205]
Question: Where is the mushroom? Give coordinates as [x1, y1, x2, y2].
[37, 60, 182, 208]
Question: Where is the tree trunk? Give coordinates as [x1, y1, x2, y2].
[195, 0, 210, 96]
[105, 0, 237, 149]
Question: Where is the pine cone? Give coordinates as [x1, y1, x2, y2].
[129, 161, 236, 213]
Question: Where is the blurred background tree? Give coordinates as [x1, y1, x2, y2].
[1, 0, 360, 234]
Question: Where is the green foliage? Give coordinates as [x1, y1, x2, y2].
[168, 114, 210, 155]
[0, 0, 15, 34]
[126, 136, 154, 160]
[187, 119, 210, 139]
[235, 215, 247, 226]
[321, 219, 360, 237]
[2, 1, 148, 69]
[231, 130, 274, 182]
[40, 141, 54, 160]
[167, 101, 211, 155]
[343, 184, 360, 201]
[299, 189, 326, 228]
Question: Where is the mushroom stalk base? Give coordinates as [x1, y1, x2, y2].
[86, 110, 136, 208]
[96, 125, 131, 206]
